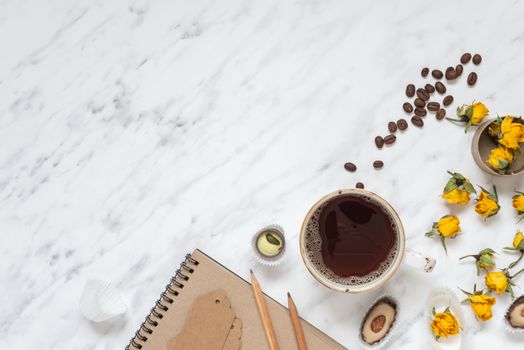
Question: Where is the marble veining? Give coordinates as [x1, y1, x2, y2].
[1, 0, 524, 349]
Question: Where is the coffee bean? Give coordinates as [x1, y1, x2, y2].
[460, 53, 472, 64]
[373, 160, 384, 169]
[472, 54, 482, 65]
[397, 118, 408, 130]
[414, 107, 427, 117]
[388, 121, 398, 133]
[375, 135, 384, 149]
[443, 95, 454, 106]
[427, 102, 440, 111]
[421, 67, 429, 77]
[403, 102, 414, 113]
[356, 182, 364, 189]
[436, 108, 446, 120]
[416, 88, 429, 101]
[411, 116, 424, 127]
[467, 72, 478, 86]
[344, 162, 357, 172]
[406, 84, 415, 97]
[435, 81, 446, 94]
[384, 134, 396, 145]
[445, 67, 456, 80]
[414, 98, 425, 108]
[424, 84, 435, 93]
[455, 64, 463, 76]
[432, 69, 443, 79]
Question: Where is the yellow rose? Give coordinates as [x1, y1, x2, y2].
[437, 215, 461, 238]
[474, 191, 499, 217]
[441, 188, 470, 205]
[512, 195, 524, 212]
[469, 294, 496, 321]
[470, 102, 489, 125]
[485, 271, 508, 295]
[486, 146, 513, 172]
[431, 312, 460, 338]
[513, 231, 524, 249]
[499, 116, 524, 149]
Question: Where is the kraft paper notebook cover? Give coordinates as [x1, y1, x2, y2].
[126, 249, 347, 350]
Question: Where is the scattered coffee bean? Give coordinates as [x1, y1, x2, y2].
[421, 67, 429, 77]
[435, 81, 446, 94]
[472, 54, 482, 65]
[427, 102, 440, 111]
[356, 182, 365, 189]
[344, 162, 357, 172]
[436, 108, 446, 120]
[455, 64, 463, 76]
[403, 102, 414, 113]
[424, 83, 435, 93]
[416, 88, 429, 101]
[460, 53, 472, 64]
[373, 160, 384, 169]
[445, 67, 456, 80]
[414, 107, 427, 117]
[467, 72, 478, 86]
[411, 116, 424, 127]
[414, 98, 426, 107]
[383, 134, 396, 145]
[443, 95, 454, 106]
[388, 121, 398, 133]
[397, 118, 408, 130]
[375, 135, 384, 149]
[406, 84, 415, 97]
[432, 69, 443, 79]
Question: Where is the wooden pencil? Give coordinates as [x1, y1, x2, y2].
[250, 270, 280, 350]
[287, 292, 308, 350]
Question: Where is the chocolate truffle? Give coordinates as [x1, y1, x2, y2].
[506, 295, 524, 329]
[361, 297, 397, 345]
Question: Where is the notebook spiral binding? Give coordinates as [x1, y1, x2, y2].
[125, 254, 200, 350]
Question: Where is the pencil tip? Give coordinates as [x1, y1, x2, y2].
[250, 269, 253, 274]
[287, 292, 291, 298]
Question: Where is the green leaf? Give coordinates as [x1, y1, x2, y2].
[425, 231, 435, 237]
[444, 306, 450, 313]
[466, 106, 473, 118]
[440, 236, 448, 255]
[480, 248, 496, 255]
[432, 307, 436, 316]
[444, 180, 458, 193]
[463, 182, 477, 194]
[453, 172, 466, 180]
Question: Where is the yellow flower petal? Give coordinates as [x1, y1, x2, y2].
[442, 189, 470, 205]
[513, 231, 524, 249]
[470, 102, 489, 125]
[486, 146, 513, 171]
[431, 312, 460, 338]
[474, 191, 499, 217]
[512, 195, 524, 212]
[485, 271, 508, 295]
[469, 294, 496, 321]
[437, 215, 461, 238]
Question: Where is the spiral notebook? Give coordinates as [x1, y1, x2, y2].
[126, 249, 347, 350]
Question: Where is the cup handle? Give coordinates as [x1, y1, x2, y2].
[404, 248, 436, 272]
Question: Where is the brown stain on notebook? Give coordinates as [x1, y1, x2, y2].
[167, 290, 242, 350]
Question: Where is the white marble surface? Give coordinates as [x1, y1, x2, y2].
[2, 0, 524, 349]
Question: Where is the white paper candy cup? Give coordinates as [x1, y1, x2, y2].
[504, 295, 524, 335]
[79, 279, 127, 322]
[251, 224, 286, 267]
[358, 294, 400, 350]
[425, 287, 464, 350]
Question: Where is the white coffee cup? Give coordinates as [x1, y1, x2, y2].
[299, 188, 435, 294]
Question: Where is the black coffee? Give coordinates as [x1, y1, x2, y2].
[318, 195, 396, 278]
